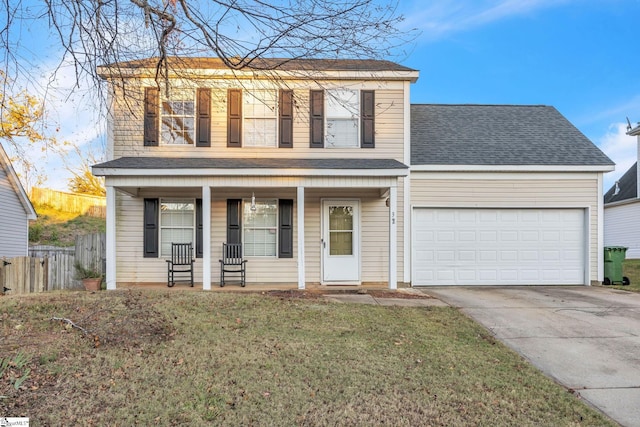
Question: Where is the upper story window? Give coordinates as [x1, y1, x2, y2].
[326, 89, 359, 148]
[161, 89, 195, 145]
[310, 89, 375, 149]
[244, 90, 277, 147]
[228, 89, 293, 148]
[144, 87, 211, 147]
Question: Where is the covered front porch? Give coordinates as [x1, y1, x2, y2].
[94, 157, 409, 291]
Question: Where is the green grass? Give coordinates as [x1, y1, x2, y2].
[0, 290, 614, 426]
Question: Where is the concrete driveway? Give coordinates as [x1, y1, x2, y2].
[424, 286, 640, 427]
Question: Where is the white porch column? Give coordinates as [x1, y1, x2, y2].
[596, 174, 603, 285]
[202, 186, 212, 290]
[389, 185, 398, 290]
[105, 186, 117, 290]
[297, 186, 306, 289]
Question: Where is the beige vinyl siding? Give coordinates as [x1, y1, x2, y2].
[211, 189, 298, 284]
[114, 180, 405, 285]
[0, 167, 29, 258]
[115, 193, 203, 283]
[604, 201, 640, 259]
[110, 81, 406, 162]
[411, 172, 600, 283]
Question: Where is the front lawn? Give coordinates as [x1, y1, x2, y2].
[1, 290, 613, 426]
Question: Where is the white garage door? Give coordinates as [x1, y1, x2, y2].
[413, 208, 585, 286]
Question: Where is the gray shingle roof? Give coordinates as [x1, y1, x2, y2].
[93, 157, 408, 171]
[411, 104, 614, 166]
[100, 57, 417, 73]
[604, 162, 637, 204]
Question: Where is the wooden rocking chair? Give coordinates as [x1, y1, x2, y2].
[166, 242, 194, 287]
[219, 243, 247, 287]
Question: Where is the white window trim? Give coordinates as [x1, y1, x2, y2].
[242, 198, 279, 257]
[243, 90, 279, 148]
[325, 88, 360, 149]
[159, 198, 196, 257]
[160, 89, 196, 145]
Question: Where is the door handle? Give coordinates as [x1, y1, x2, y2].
[321, 239, 326, 249]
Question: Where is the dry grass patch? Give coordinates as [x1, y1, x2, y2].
[616, 258, 640, 292]
[1, 290, 613, 426]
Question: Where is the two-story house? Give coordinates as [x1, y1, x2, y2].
[94, 57, 614, 290]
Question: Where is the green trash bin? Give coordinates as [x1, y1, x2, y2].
[603, 246, 630, 286]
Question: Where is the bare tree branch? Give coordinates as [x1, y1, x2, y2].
[3, 0, 416, 96]
[50, 316, 91, 335]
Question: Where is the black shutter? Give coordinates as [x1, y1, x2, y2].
[227, 199, 242, 244]
[227, 89, 242, 147]
[309, 90, 324, 148]
[196, 199, 203, 258]
[278, 199, 294, 258]
[196, 88, 211, 147]
[361, 90, 375, 148]
[279, 90, 294, 148]
[144, 87, 159, 146]
[143, 198, 159, 257]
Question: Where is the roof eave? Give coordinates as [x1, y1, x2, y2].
[97, 66, 419, 83]
[627, 125, 640, 136]
[93, 166, 409, 178]
[604, 197, 640, 207]
[0, 143, 37, 220]
[410, 164, 616, 172]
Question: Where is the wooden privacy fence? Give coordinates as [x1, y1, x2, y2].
[1, 233, 106, 295]
[0, 257, 47, 294]
[29, 187, 106, 218]
[28, 246, 77, 291]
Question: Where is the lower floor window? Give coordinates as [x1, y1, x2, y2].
[243, 199, 277, 256]
[160, 199, 195, 257]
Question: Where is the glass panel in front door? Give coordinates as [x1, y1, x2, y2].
[329, 205, 353, 256]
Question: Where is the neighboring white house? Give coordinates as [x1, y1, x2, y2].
[604, 125, 640, 259]
[93, 57, 615, 289]
[0, 142, 37, 258]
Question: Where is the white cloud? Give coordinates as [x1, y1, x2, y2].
[401, 0, 571, 40]
[8, 57, 107, 191]
[597, 122, 637, 191]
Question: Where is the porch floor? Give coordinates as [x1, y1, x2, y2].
[118, 282, 411, 292]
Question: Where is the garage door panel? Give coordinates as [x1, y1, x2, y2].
[522, 231, 540, 241]
[500, 250, 518, 261]
[500, 270, 518, 281]
[542, 250, 561, 261]
[501, 231, 518, 241]
[459, 250, 476, 261]
[437, 230, 455, 242]
[413, 208, 585, 286]
[521, 251, 539, 261]
[436, 270, 455, 281]
[459, 231, 476, 241]
[479, 250, 497, 261]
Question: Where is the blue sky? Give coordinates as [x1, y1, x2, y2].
[398, 0, 640, 190]
[11, 0, 640, 191]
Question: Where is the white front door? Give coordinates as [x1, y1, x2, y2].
[322, 200, 360, 283]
